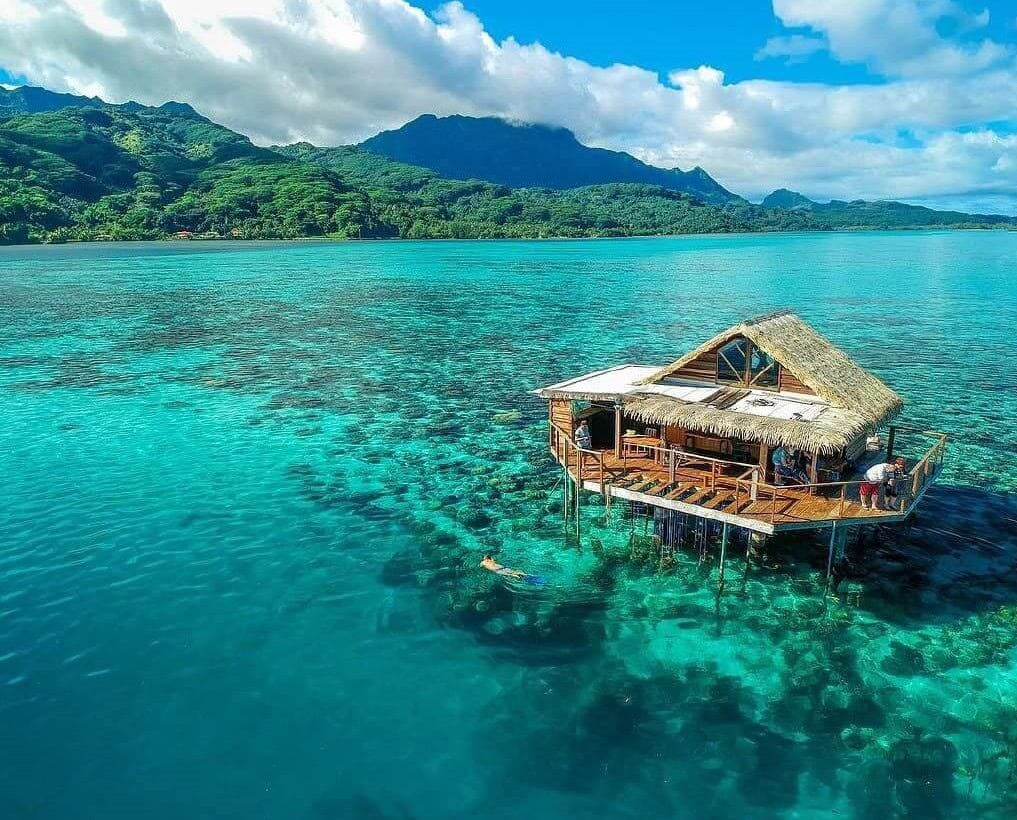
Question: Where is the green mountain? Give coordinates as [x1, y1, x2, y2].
[761, 187, 1013, 228]
[762, 188, 815, 209]
[0, 86, 1014, 244]
[275, 142, 803, 237]
[0, 85, 109, 117]
[0, 84, 201, 118]
[0, 103, 813, 243]
[0, 104, 380, 243]
[360, 114, 742, 205]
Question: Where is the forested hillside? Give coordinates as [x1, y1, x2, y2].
[0, 106, 814, 242]
[0, 86, 1013, 244]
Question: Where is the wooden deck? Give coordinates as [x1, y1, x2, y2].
[550, 437, 946, 535]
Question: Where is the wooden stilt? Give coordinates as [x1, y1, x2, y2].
[575, 453, 581, 543]
[562, 462, 569, 528]
[575, 481, 580, 542]
[825, 522, 838, 591]
[718, 522, 729, 590]
[614, 404, 622, 458]
[741, 531, 752, 594]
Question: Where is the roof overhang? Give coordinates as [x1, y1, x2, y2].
[534, 365, 893, 453]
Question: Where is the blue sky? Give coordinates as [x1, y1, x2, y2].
[1, 0, 1015, 212]
[443, 0, 1017, 86]
[430, 0, 874, 84]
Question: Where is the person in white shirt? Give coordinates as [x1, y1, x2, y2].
[860, 457, 906, 510]
[574, 420, 592, 450]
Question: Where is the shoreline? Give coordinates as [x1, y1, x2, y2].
[2, 224, 1014, 250]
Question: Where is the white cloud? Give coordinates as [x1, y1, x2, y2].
[755, 33, 826, 63]
[771, 0, 1010, 77]
[0, 0, 1014, 212]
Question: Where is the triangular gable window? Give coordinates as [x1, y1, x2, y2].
[716, 337, 781, 389]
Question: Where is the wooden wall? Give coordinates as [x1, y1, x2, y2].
[550, 399, 573, 431]
[663, 426, 686, 447]
[669, 350, 718, 382]
[845, 432, 867, 462]
[778, 369, 817, 396]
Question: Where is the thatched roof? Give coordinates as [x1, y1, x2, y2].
[623, 395, 873, 453]
[625, 311, 904, 453]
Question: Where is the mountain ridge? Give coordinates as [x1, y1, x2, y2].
[360, 114, 742, 205]
[762, 188, 815, 209]
[0, 84, 200, 119]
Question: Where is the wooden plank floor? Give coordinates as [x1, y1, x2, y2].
[559, 447, 900, 528]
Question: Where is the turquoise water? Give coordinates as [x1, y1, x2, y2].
[1, 233, 1016, 820]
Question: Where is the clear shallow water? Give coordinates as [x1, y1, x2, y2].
[1, 233, 1016, 820]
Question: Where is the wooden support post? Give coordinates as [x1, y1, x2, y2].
[575, 452, 581, 543]
[742, 531, 753, 593]
[809, 450, 819, 495]
[718, 522, 729, 590]
[886, 425, 896, 461]
[614, 405, 622, 458]
[825, 522, 838, 592]
[562, 462, 568, 527]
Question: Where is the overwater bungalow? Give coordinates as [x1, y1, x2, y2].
[535, 311, 948, 565]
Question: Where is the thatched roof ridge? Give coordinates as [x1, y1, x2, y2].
[635, 311, 903, 427]
[541, 390, 622, 402]
[623, 394, 869, 453]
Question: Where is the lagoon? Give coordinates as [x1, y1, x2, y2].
[1, 232, 1016, 819]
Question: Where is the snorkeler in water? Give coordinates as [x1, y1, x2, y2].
[480, 554, 546, 586]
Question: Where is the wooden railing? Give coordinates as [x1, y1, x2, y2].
[549, 421, 948, 526]
[745, 430, 949, 523]
[903, 430, 948, 500]
[619, 441, 763, 491]
[754, 478, 869, 523]
[549, 422, 622, 497]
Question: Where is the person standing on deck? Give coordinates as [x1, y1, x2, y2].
[575, 420, 592, 450]
[860, 457, 906, 510]
[772, 446, 807, 485]
[884, 457, 907, 507]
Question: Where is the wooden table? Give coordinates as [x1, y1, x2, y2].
[622, 434, 663, 458]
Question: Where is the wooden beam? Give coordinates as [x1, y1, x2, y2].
[579, 480, 776, 534]
[614, 406, 622, 461]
